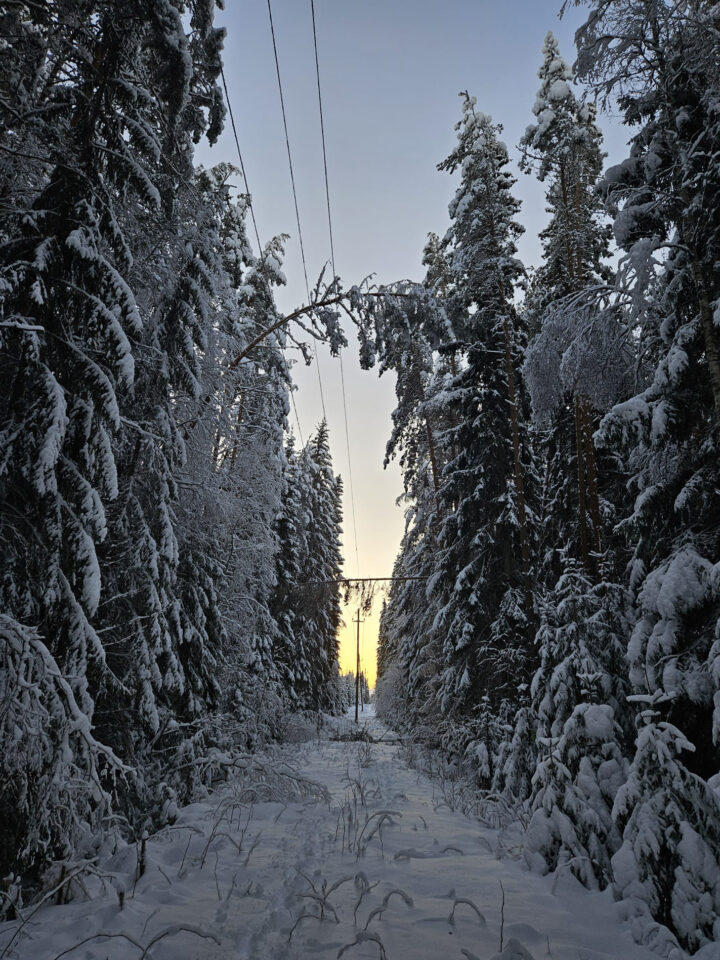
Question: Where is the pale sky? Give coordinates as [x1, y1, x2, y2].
[195, 1, 628, 686]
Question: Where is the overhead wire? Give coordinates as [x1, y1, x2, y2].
[310, 0, 361, 579]
[219, 62, 304, 444]
[220, 65, 262, 254]
[338, 357, 360, 577]
[266, 0, 327, 422]
[310, 0, 337, 276]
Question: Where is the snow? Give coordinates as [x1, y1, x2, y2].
[639, 546, 713, 622]
[666, 346, 689, 383]
[650, 401, 668, 443]
[34, 367, 67, 496]
[580, 703, 615, 741]
[546, 79, 571, 102]
[0, 706, 661, 960]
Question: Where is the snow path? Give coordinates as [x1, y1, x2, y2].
[2, 706, 658, 960]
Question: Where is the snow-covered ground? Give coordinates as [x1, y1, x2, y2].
[1, 705, 660, 960]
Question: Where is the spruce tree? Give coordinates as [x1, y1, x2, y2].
[520, 32, 613, 579]
[272, 422, 344, 713]
[516, 34, 635, 886]
[272, 435, 310, 708]
[306, 421, 344, 710]
[0, 0, 224, 882]
[431, 98, 537, 770]
[567, 0, 720, 945]
[612, 700, 720, 953]
[525, 559, 631, 886]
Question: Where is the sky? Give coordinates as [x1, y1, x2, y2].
[194, 0, 629, 687]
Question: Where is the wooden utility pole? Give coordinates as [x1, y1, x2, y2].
[354, 608, 365, 724]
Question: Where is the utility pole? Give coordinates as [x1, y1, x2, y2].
[354, 608, 365, 724]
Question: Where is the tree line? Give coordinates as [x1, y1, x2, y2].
[0, 0, 345, 905]
[374, 5, 720, 954]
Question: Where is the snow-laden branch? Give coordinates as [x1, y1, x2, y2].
[227, 285, 415, 370]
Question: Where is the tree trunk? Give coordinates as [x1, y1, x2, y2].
[580, 397, 602, 557]
[574, 396, 591, 574]
[691, 260, 720, 417]
[228, 394, 244, 470]
[426, 417, 442, 518]
[212, 412, 223, 467]
[559, 163, 577, 288]
[537, 436, 552, 566]
[503, 317, 530, 574]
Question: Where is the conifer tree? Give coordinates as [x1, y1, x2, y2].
[272, 436, 310, 707]
[306, 421, 344, 709]
[612, 700, 720, 954]
[272, 422, 344, 712]
[193, 193, 291, 743]
[351, 278, 455, 731]
[515, 34, 636, 886]
[520, 32, 613, 579]
[96, 193, 224, 777]
[217, 232, 291, 715]
[566, 0, 720, 944]
[430, 97, 537, 772]
[525, 701, 627, 890]
[0, 0, 224, 882]
[524, 559, 631, 885]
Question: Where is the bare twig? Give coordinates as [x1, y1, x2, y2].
[1, 864, 95, 959]
[352, 873, 379, 926]
[337, 931, 388, 960]
[51, 925, 220, 960]
[499, 880, 505, 953]
[364, 888, 413, 930]
[448, 897, 486, 927]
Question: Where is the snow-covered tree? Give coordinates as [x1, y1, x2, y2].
[97, 193, 224, 773]
[520, 32, 615, 578]
[375, 100, 540, 768]
[531, 560, 630, 743]
[612, 700, 720, 953]
[0, 0, 224, 882]
[0, 616, 125, 894]
[524, 559, 631, 886]
[565, 0, 720, 942]
[520, 32, 611, 301]
[431, 97, 537, 759]
[272, 422, 344, 713]
[212, 227, 291, 715]
[525, 701, 627, 889]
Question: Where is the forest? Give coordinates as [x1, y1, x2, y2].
[1, 1, 720, 958]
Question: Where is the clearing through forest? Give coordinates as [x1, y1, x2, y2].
[1, 706, 659, 960]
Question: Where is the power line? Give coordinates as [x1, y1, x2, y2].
[266, 0, 310, 298]
[339, 353, 360, 576]
[266, 0, 327, 422]
[310, 0, 361, 578]
[310, 0, 337, 279]
[313, 345, 327, 421]
[219, 62, 304, 444]
[290, 390, 304, 445]
[219, 65, 262, 254]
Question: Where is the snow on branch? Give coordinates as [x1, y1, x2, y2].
[524, 285, 635, 420]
